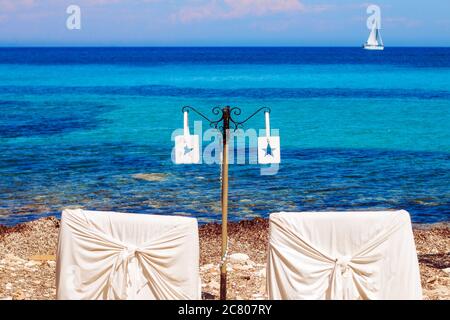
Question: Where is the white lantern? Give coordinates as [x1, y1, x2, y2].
[175, 111, 200, 164]
[258, 112, 280, 164]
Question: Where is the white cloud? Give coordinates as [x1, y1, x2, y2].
[0, 0, 35, 12]
[172, 0, 325, 23]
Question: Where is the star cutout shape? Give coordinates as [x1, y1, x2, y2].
[263, 141, 276, 157]
[184, 144, 194, 155]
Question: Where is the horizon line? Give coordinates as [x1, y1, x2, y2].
[0, 45, 449, 48]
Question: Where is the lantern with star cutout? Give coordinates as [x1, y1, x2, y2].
[175, 111, 200, 164]
[257, 111, 280, 164]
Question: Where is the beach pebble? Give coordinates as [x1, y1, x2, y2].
[200, 263, 215, 271]
[246, 260, 255, 267]
[252, 293, 264, 299]
[256, 268, 266, 277]
[427, 276, 437, 283]
[229, 253, 250, 263]
[442, 268, 450, 276]
[5, 283, 13, 290]
[0, 296, 13, 300]
[47, 261, 56, 268]
[25, 261, 41, 268]
[13, 292, 25, 300]
[5, 254, 26, 265]
[233, 264, 253, 271]
[427, 285, 449, 298]
[208, 281, 220, 290]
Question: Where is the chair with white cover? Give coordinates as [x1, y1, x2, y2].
[56, 209, 201, 300]
[267, 210, 422, 300]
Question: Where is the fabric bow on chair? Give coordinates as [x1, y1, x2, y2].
[107, 244, 148, 300]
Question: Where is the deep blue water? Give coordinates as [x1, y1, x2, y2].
[0, 47, 449, 225]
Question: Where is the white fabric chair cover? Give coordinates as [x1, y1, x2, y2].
[56, 209, 201, 300]
[267, 210, 422, 300]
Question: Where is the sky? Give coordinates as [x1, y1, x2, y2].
[0, 0, 449, 46]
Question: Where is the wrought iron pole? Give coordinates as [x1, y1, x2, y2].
[180, 105, 271, 301]
[220, 106, 230, 300]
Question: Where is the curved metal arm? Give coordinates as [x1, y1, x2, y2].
[230, 107, 271, 130]
[182, 105, 271, 131]
[182, 106, 223, 129]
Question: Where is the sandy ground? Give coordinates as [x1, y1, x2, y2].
[0, 217, 448, 300]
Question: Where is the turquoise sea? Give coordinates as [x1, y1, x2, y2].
[0, 47, 449, 225]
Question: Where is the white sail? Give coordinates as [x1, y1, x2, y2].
[376, 28, 384, 46]
[366, 24, 378, 46]
[364, 22, 384, 50]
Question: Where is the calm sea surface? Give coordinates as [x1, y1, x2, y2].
[0, 47, 449, 225]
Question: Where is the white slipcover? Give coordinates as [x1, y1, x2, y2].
[56, 209, 201, 300]
[267, 210, 422, 300]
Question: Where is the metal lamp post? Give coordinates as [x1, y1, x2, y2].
[181, 105, 271, 300]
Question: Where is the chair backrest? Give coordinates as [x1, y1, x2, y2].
[56, 209, 200, 300]
[267, 210, 422, 300]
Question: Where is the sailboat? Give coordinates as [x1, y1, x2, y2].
[364, 23, 384, 50]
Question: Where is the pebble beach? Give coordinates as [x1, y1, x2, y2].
[0, 217, 448, 300]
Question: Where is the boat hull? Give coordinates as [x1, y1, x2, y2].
[363, 44, 384, 50]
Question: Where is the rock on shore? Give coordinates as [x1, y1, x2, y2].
[0, 217, 448, 300]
